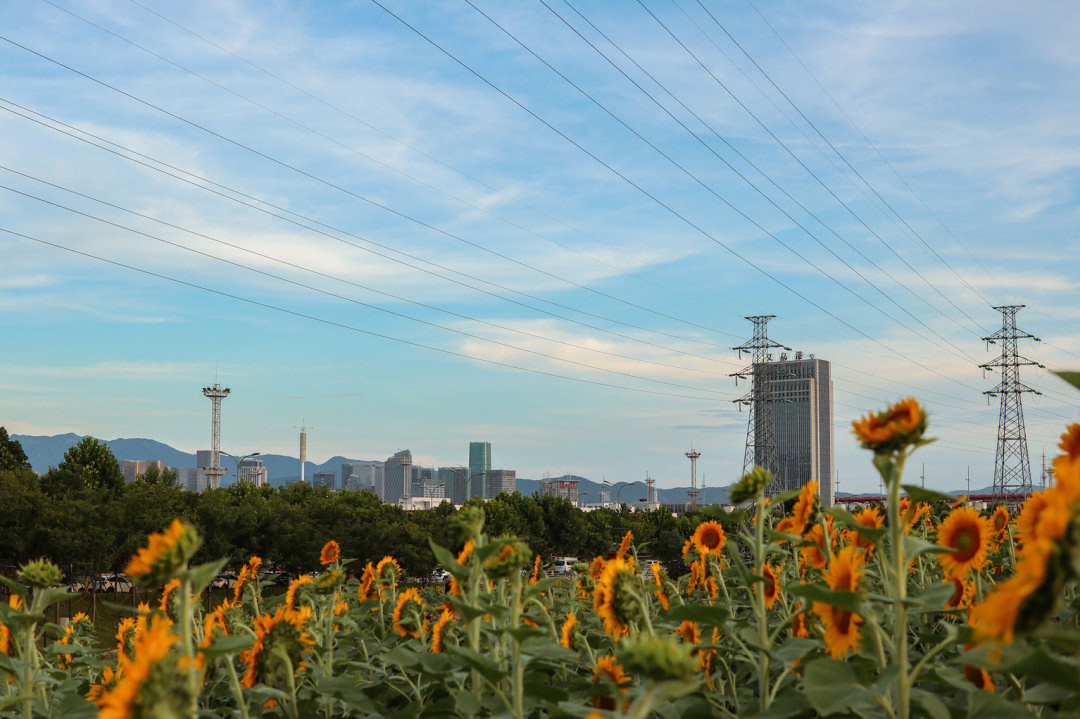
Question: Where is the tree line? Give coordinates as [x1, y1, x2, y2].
[0, 428, 729, 580]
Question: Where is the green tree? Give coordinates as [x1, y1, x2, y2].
[137, 465, 178, 487]
[0, 426, 30, 472]
[55, 437, 124, 493]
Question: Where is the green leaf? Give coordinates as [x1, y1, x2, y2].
[47, 692, 96, 719]
[665, 604, 729, 628]
[772, 637, 818, 664]
[380, 646, 420, 669]
[902, 535, 948, 560]
[455, 689, 482, 716]
[521, 636, 577, 664]
[446, 645, 506, 683]
[1053, 370, 1080, 392]
[787, 583, 863, 614]
[416, 652, 456, 674]
[188, 557, 228, 596]
[1002, 646, 1080, 688]
[910, 581, 957, 613]
[902, 485, 955, 504]
[968, 690, 1038, 718]
[427, 540, 462, 577]
[910, 688, 950, 719]
[801, 658, 872, 716]
[201, 635, 254, 659]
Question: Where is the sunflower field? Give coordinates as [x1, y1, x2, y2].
[2, 399, 1080, 719]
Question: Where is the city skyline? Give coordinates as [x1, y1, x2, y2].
[2, 1, 1078, 494]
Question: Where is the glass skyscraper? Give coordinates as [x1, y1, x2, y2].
[468, 441, 490, 499]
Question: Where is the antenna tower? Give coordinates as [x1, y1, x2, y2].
[201, 382, 230, 489]
[731, 316, 790, 496]
[295, 423, 311, 483]
[981, 305, 1042, 503]
[645, 473, 656, 506]
[685, 446, 701, 508]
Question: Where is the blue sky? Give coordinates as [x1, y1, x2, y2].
[1, 0, 1078, 492]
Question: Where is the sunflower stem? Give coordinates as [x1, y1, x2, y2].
[887, 452, 911, 719]
[179, 573, 198, 718]
[754, 486, 770, 711]
[510, 571, 524, 719]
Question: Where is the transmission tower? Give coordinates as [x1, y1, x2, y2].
[980, 305, 1042, 503]
[731, 316, 790, 496]
[685, 446, 701, 509]
[201, 382, 230, 489]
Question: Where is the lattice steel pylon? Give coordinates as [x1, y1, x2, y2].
[980, 305, 1042, 503]
[201, 382, 230, 490]
[731, 316, 790, 496]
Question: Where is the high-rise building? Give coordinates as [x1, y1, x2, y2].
[410, 465, 435, 497]
[541, 476, 579, 504]
[238, 458, 268, 487]
[468, 442, 490, 500]
[351, 463, 383, 496]
[438, 466, 468, 504]
[173, 467, 209, 493]
[121, 459, 165, 484]
[383, 450, 413, 504]
[760, 355, 834, 506]
[312, 471, 337, 491]
[486, 469, 516, 498]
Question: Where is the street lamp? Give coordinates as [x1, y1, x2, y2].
[221, 451, 261, 484]
[603, 480, 630, 506]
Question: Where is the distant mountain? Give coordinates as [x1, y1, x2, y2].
[12, 433, 738, 501]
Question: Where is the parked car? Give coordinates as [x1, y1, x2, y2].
[431, 568, 451, 583]
[550, 556, 579, 575]
[210, 572, 237, 591]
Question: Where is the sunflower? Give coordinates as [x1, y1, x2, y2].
[588, 555, 605, 579]
[529, 554, 542, 584]
[116, 617, 139, 664]
[392, 588, 426, 639]
[241, 606, 314, 689]
[968, 547, 1049, 644]
[650, 563, 669, 611]
[675, 620, 700, 645]
[691, 520, 726, 558]
[592, 655, 631, 710]
[285, 575, 314, 611]
[791, 605, 811, 639]
[593, 557, 639, 640]
[559, 612, 577, 650]
[616, 530, 633, 560]
[233, 564, 250, 602]
[963, 664, 995, 692]
[124, 519, 200, 586]
[0, 623, 9, 656]
[431, 608, 453, 653]
[774, 516, 800, 541]
[159, 577, 180, 613]
[852, 397, 926, 453]
[376, 556, 402, 587]
[844, 506, 884, 559]
[98, 617, 185, 719]
[446, 541, 472, 597]
[813, 547, 863, 658]
[319, 540, 340, 566]
[944, 575, 974, 611]
[1014, 491, 1048, 547]
[990, 506, 1009, 541]
[800, 520, 834, 570]
[761, 564, 780, 609]
[86, 665, 120, 706]
[791, 481, 820, 535]
[936, 507, 991, 577]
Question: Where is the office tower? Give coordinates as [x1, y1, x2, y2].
[410, 465, 435, 497]
[438, 466, 468, 504]
[468, 441, 491, 500]
[352, 463, 384, 496]
[121, 459, 165, 484]
[173, 467, 207, 493]
[541, 476, 579, 504]
[486, 469, 516, 498]
[312, 471, 337, 491]
[238, 458, 268, 487]
[383, 450, 413, 504]
[762, 354, 834, 506]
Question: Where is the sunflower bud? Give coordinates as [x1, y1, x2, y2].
[314, 569, 344, 594]
[18, 558, 63, 588]
[852, 398, 927, 455]
[451, 506, 486, 544]
[730, 466, 773, 504]
[619, 635, 698, 682]
[484, 539, 532, 580]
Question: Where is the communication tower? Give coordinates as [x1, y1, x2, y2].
[685, 446, 701, 509]
[645, 473, 656, 506]
[731, 316, 790, 496]
[981, 305, 1042, 504]
[296, 423, 310, 483]
[201, 382, 230, 489]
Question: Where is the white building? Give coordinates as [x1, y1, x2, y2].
[238, 458, 268, 487]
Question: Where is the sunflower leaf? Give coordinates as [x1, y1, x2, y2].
[902, 535, 949, 560]
[1053, 370, 1080, 392]
[786, 583, 863, 614]
[902, 485, 956, 504]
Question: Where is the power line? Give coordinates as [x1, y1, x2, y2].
[0, 224, 722, 402]
[0, 167, 738, 386]
[534, 0, 983, 367]
[0, 98, 739, 367]
[366, 1, 996, 397]
[0, 34, 741, 351]
[36, 0, 759, 342]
